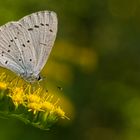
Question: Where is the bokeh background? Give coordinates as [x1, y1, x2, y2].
[0, 0, 140, 140]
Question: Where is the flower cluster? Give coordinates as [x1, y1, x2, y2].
[0, 73, 69, 130]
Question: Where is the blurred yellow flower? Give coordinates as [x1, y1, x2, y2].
[27, 94, 41, 103]
[28, 102, 42, 114]
[41, 101, 54, 112]
[55, 106, 69, 119]
[0, 82, 7, 90]
[9, 87, 25, 108]
[0, 72, 69, 130]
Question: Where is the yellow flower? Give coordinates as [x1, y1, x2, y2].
[0, 82, 7, 90]
[55, 106, 69, 119]
[0, 72, 69, 129]
[0, 73, 9, 90]
[0, 72, 7, 81]
[41, 101, 54, 112]
[9, 87, 25, 107]
[27, 94, 41, 103]
[28, 102, 42, 114]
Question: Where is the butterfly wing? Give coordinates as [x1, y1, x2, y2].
[18, 11, 58, 75]
[0, 20, 38, 77]
[0, 22, 26, 75]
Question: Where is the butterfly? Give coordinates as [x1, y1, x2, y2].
[0, 11, 57, 83]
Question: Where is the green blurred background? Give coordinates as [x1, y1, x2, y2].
[0, 0, 140, 140]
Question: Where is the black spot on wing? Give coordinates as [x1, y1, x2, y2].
[1, 51, 4, 56]
[49, 29, 53, 32]
[34, 25, 39, 28]
[22, 44, 25, 47]
[28, 28, 33, 31]
[5, 61, 8, 64]
[40, 23, 44, 26]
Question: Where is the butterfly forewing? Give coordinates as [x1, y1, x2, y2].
[18, 11, 58, 75]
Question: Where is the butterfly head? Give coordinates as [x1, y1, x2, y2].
[21, 73, 42, 83]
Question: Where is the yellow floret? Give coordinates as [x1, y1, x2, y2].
[28, 102, 42, 114]
[41, 101, 54, 112]
[9, 87, 25, 107]
[0, 82, 7, 90]
[55, 106, 66, 119]
[27, 94, 41, 103]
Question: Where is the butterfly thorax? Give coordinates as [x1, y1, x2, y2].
[20, 73, 42, 83]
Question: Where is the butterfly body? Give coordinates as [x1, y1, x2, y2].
[0, 11, 58, 83]
[20, 71, 41, 83]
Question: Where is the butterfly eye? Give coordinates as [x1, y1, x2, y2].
[37, 75, 42, 81]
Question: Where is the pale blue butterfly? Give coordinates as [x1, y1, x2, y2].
[0, 11, 58, 83]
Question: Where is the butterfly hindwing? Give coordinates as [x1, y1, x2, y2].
[0, 22, 25, 75]
[0, 21, 38, 75]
